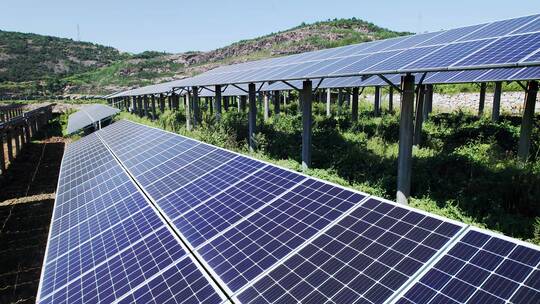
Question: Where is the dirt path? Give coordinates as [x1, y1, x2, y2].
[0, 126, 65, 303]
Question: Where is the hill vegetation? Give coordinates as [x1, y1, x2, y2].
[0, 18, 409, 96]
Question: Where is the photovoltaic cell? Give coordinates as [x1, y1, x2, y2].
[237, 198, 463, 304]
[403, 39, 493, 70]
[396, 228, 540, 304]
[198, 178, 367, 292]
[37, 132, 224, 304]
[454, 33, 540, 67]
[458, 14, 540, 41]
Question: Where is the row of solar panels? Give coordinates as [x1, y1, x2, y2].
[108, 65, 540, 99]
[38, 119, 540, 303]
[106, 13, 540, 99]
[66, 104, 120, 134]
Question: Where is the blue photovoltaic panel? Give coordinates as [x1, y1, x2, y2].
[513, 15, 540, 34]
[402, 39, 493, 70]
[364, 46, 441, 73]
[237, 198, 464, 304]
[474, 67, 523, 82]
[511, 66, 540, 80]
[198, 178, 367, 292]
[37, 133, 224, 304]
[328, 50, 402, 76]
[458, 14, 540, 41]
[454, 33, 540, 67]
[174, 166, 305, 248]
[443, 69, 490, 83]
[417, 24, 488, 46]
[396, 228, 540, 304]
[156, 156, 266, 220]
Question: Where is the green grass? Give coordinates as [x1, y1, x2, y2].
[115, 102, 540, 245]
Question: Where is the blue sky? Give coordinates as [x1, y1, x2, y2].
[1, 0, 538, 53]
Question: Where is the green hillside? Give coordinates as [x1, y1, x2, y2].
[0, 18, 410, 96]
[0, 30, 129, 82]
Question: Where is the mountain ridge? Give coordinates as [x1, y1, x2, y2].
[0, 18, 411, 97]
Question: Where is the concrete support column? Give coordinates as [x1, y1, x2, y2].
[397, 74, 415, 205]
[478, 83, 486, 117]
[192, 87, 200, 128]
[352, 87, 359, 122]
[14, 127, 20, 156]
[248, 83, 257, 152]
[6, 130, 13, 162]
[326, 89, 331, 117]
[273, 91, 280, 116]
[263, 93, 270, 121]
[492, 81, 502, 122]
[423, 84, 433, 119]
[518, 81, 538, 161]
[374, 86, 381, 116]
[24, 123, 31, 144]
[414, 85, 426, 146]
[302, 80, 313, 171]
[388, 87, 394, 112]
[215, 85, 222, 121]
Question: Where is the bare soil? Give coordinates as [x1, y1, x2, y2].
[0, 119, 65, 303]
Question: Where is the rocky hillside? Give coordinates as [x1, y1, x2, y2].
[0, 30, 128, 82]
[1, 18, 410, 96]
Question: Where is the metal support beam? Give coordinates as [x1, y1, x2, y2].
[240, 95, 247, 112]
[159, 94, 165, 113]
[185, 92, 192, 131]
[423, 84, 433, 119]
[518, 81, 538, 161]
[302, 80, 313, 171]
[388, 87, 394, 112]
[478, 83, 486, 117]
[248, 83, 257, 152]
[151, 95, 156, 120]
[352, 87, 359, 122]
[0, 134, 5, 174]
[326, 88, 331, 117]
[492, 81, 502, 122]
[215, 85, 222, 121]
[374, 86, 381, 116]
[414, 84, 426, 146]
[192, 87, 200, 128]
[273, 90, 280, 116]
[223, 96, 229, 111]
[263, 93, 270, 121]
[397, 74, 415, 205]
[337, 89, 343, 115]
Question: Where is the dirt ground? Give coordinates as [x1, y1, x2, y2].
[0, 118, 65, 304]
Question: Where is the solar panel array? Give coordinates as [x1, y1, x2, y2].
[106, 15, 540, 99]
[167, 14, 540, 87]
[39, 120, 540, 303]
[66, 104, 120, 134]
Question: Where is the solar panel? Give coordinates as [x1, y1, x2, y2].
[37, 133, 225, 304]
[66, 104, 120, 134]
[236, 197, 464, 303]
[454, 33, 540, 68]
[395, 227, 540, 304]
